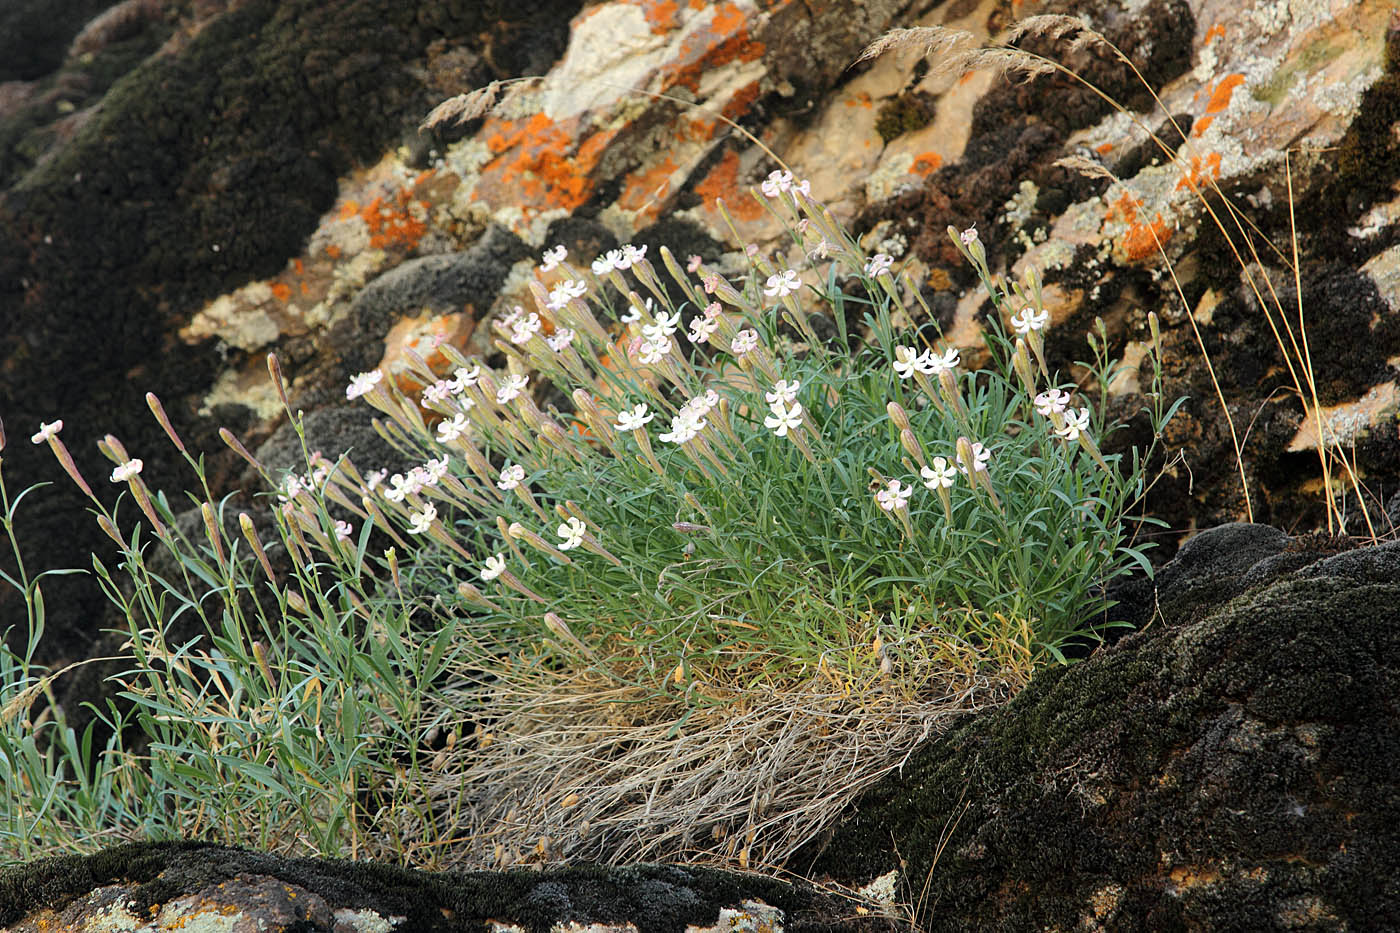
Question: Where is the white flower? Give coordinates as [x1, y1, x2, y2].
[960, 225, 978, 247]
[638, 338, 671, 364]
[921, 457, 956, 490]
[764, 401, 803, 437]
[731, 329, 759, 355]
[423, 456, 451, 485]
[496, 464, 525, 491]
[278, 473, 305, 502]
[495, 373, 529, 404]
[808, 238, 834, 261]
[546, 328, 576, 352]
[652, 310, 681, 336]
[334, 520, 353, 541]
[688, 314, 719, 344]
[620, 302, 643, 324]
[920, 347, 960, 375]
[875, 480, 912, 512]
[615, 403, 654, 432]
[383, 473, 415, 503]
[557, 516, 586, 550]
[1059, 407, 1092, 442]
[449, 364, 480, 394]
[592, 249, 624, 275]
[760, 169, 793, 198]
[408, 503, 437, 535]
[546, 281, 586, 311]
[659, 418, 703, 445]
[893, 346, 924, 380]
[437, 413, 470, 443]
[510, 312, 542, 344]
[765, 379, 801, 406]
[764, 270, 801, 298]
[346, 370, 383, 400]
[681, 389, 720, 419]
[619, 243, 648, 268]
[30, 420, 63, 444]
[422, 380, 452, 405]
[365, 469, 388, 491]
[793, 178, 811, 196]
[541, 244, 567, 271]
[1034, 389, 1070, 417]
[481, 553, 506, 581]
[1011, 306, 1050, 334]
[110, 458, 143, 483]
[865, 253, 894, 277]
[500, 306, 524, 328]
[957, 442, 990, 475]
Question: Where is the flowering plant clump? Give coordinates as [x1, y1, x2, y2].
[1, 174, 1177, 872]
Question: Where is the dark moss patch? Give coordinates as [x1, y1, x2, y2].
[874, 90, 937, 143]
[807, 527, 1400, 930]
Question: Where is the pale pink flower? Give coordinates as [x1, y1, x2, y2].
[1034, 389, 1070, 417]
[764, 270, 801, 298]
[496, 464, 525, 491]
[731, 329, 759, 355]
[541, 244, 567, 271]
[346, 370, 383, 401]
[495, 373, 529, 404]
[110, 459, 143, 483]
[864, 254, 894, 277]
[31, 420, 62, 444]
[875, 480, 912, 512]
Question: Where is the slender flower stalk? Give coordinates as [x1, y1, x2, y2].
[509, 521, 574, 564]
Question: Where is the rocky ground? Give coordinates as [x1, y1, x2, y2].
[1, 0, 1398, 929]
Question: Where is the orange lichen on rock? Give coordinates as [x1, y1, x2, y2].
[269, 281, 293, 302]
[722, 80, 761, 123]
[475, 112, 619, 218]
[912, 151, 943, 174]
[657, 1, 765, 94]
[358, 189, 430, 251]
[1175, 151, 1222, 192]
[1095, 142, 1114, 155]
[379, 312, 477, 398]
[1106, 190, 1174, 262]
[694, 150, 764, 221]
[1192, 73, 1245, 136]
[1203, 23, 1226, 45]
[643, 0, 681, 34]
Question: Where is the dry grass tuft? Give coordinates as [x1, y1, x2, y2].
[404, 656, 1024, 871]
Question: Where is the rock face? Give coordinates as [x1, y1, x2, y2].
[807, 524, 1400, 930]
[0, 841, 894, 932]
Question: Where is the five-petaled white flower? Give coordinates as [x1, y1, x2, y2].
[681, 389, 720, 420]
[449, 364, 480, 394]
[764, 270, 801, 298]
[546, 328, 576, 352]
[495, 373, 529, 404]
[541, 244, 567, 271]
[334, 520, 353, 541]
[659, 413, 704, 445]
[652, 310, 681, 336]
[546, 280, 587, 311]
[384, 472, 419, 503]
[731, 329, 759, 355]
[1010, 306, 1050, 334]
[408, 503, 437, 535]
[765, 379, 801, 406]
[957, 441, 990, 475]
[875, 480, 912, 512]
[893, 346, 925, 380]
[638, 338, 671, 365]
[619, 243, 648, 268]
[422, 381, 452, 405]
[960, 225, 979, 247]
[110, 459, 143, 483]
[31, 420, 62, 444]
[496, 464, 525, 491]
[557, 516, 586, 551]
[921, 458, 957, 490]
[615, 404, 654, 432]
[510, 312, 542, 344]
[423, 456, 451, 485]
[346, 370, 383, 401]
[688, 314, 719, 344]
[865, 253, 894, 277]
[764, 401, 803, 437]
[919, 347, 960, 375]
[1034, 389, 1070, 417]
[1059, 407, 1092, 441]
[480, 553, 506, 582]
[761, 169, 793, 198]
[592, 249, 624, 275]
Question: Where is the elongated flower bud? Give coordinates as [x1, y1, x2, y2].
[200, 502, 226, 567]
[457, 581, 502, 612]
[509, 521, 573, 564]
[220, 427, 269, 480]
[145, 393, 186, 454]
[266, 353, 291, 413]
[238, 512, 277, 584]
[899, 429, 927, 469]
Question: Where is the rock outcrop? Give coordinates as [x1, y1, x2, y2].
[807, 524, 1400, 930]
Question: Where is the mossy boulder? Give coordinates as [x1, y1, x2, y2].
[807, 523, 1400, 930]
